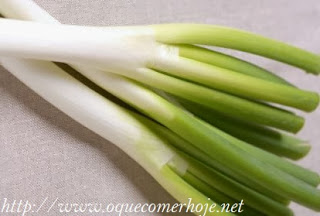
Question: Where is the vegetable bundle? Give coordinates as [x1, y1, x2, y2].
[0, 0, 319, 215]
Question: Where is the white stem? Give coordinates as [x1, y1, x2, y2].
[7, 0, 188, 127]
[1, 57, 178, 170]
[0, 18, 177, 74]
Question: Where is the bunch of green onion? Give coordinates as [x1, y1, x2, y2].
[0, 0, 319, 215]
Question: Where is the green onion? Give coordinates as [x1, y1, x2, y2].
[154, 24, 320, 74]
[0, 18, 317, 132]
[179, 99, 311, 160]
[178, 44, 293, 86]
[180, 155, 294, 216]
[149, 56, 319, 111]
[179, 171, 263, 216]
[0, 57, 233, 216]
[1, 0, 320, 215]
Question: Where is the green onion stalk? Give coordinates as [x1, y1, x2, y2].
[177, 98, 311, 160]
[0, 19, 320, 132]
